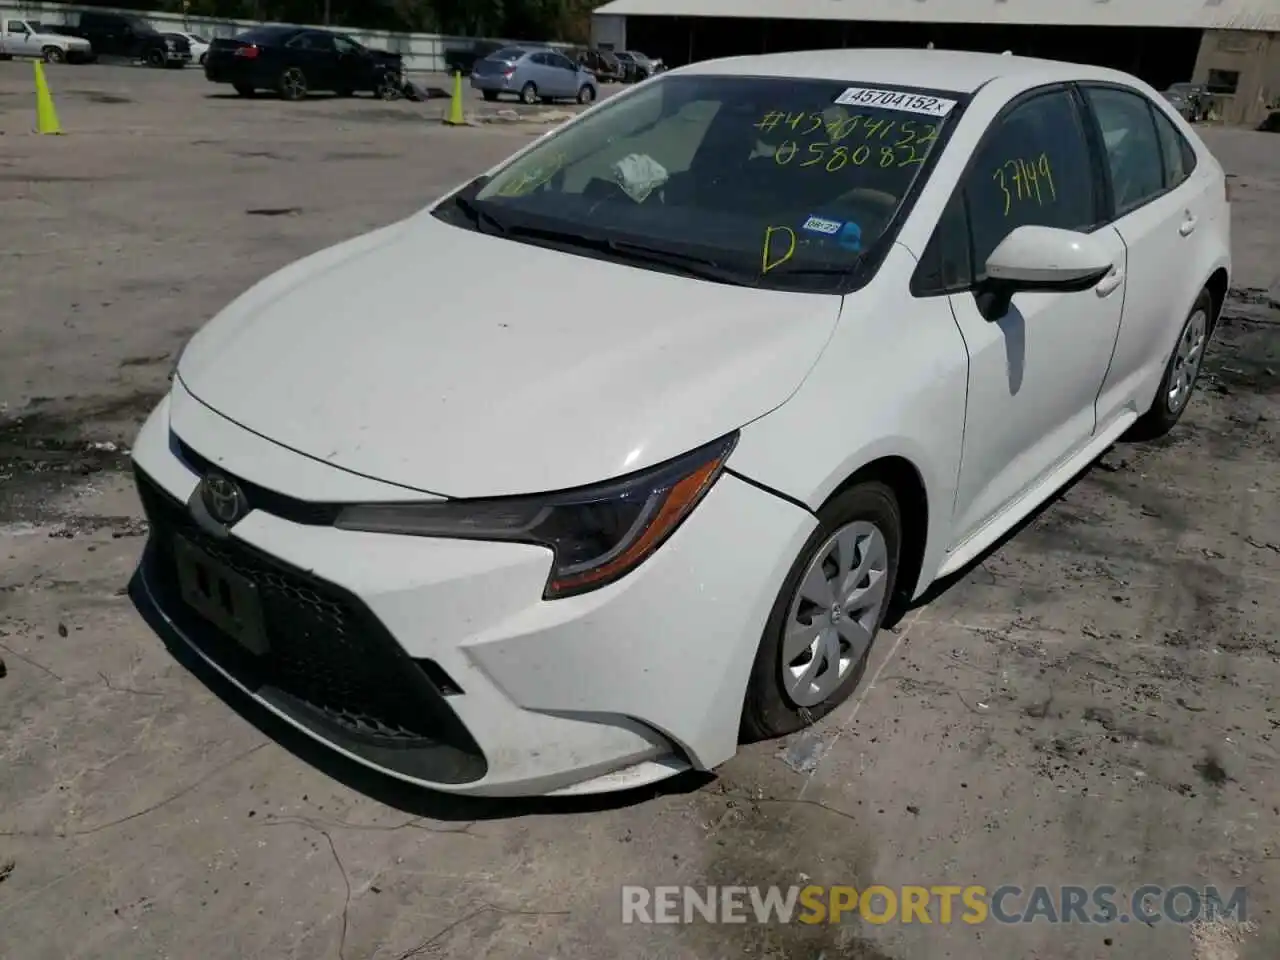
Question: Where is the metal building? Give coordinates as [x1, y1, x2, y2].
[591, 0, 1280, 125]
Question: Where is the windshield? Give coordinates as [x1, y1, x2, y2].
[446, 75, 960, 291]
[125, 17, 156, 32]
[490, 46, 527, 61]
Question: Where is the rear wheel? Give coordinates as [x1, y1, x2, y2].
[278, 66, 307, 101]
[741, 482, 901, 741]
[1128, 288, 1213, 440]
[233, 83, 256, 97]
[519, 81, 538, 105]
[43, 46, 65, 64]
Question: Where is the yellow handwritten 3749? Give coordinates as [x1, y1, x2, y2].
[993, 153, 1057, 216]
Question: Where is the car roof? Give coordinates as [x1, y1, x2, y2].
[679, 47, 1141, 93]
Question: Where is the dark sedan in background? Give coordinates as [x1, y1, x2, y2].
[205, 25, 404, 101]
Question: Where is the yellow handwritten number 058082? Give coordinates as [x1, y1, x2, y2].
[775, 140, 918, 171]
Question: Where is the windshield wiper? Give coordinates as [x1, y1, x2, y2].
[507, 225, 748, 285]
[452, 193, 506, 234]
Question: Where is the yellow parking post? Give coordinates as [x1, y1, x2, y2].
[34, 60, 62, 135]
[444, 69, 465, 126]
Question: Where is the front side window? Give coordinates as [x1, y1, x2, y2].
[963, 89, 1097, 276]
[334, 35, 362, 55]
[443, 75, 962, 291]
[1082, 86, 1165, 215]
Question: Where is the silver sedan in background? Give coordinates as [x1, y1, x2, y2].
[470, 45, 598, 105]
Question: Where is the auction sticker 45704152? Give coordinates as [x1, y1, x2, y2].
[833, 86, 957, 117]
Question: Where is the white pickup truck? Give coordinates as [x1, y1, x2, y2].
[0, 18, 95, 63]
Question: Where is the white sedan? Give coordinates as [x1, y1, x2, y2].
[171, 30, 209, 64]
[131, 49, 1229, 797]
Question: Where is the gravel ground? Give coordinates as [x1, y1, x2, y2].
[1, 61, 1279, 960]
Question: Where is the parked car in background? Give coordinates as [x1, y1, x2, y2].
[574, 46, 624, 83]
[60, 10, 189, 67]
[470, 46, 597, 105]
[1162, 81, 1209, 122]
[0, 18, 95, 63]
[614, 49, 661, 82]
[205, 26, 404, 101]
[169, 30, 210, 65]
[444, 38, 507, 76]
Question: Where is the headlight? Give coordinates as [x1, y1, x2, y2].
[335, 432, 738, 599]
[165, 38, 176, 49]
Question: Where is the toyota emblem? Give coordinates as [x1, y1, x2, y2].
[201, 471, 246, 525]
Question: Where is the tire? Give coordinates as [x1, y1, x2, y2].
[519, 81, 538, 105]
[43, 46, 65, 64]
[199, 52, 207, 66]
[234, 83, 256, 97]
[146, 48, 165, 68]
[577, 84, 596, 105]
[741, 482, 901, 742]
[278, 66, 307, 101]
[481, 90, 498, 102]
[1127, 288, 1214, 441]
[375, 73, 401, 101]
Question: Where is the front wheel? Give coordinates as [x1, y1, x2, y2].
[577, 84, 595, 105]
[375, 72, 402, 101]
[278, 66, 307, 101]
[199, 52, 207, 66]
[1127, 289, 1213, 441]
[43, 46, 65, 64]
[146, 48, 165, 68]
[741, 482, 901, 741]
[519, 81, 538, 105]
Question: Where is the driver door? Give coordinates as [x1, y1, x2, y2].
[942, 86, 1127, 548]
[333, 34, 370, 91]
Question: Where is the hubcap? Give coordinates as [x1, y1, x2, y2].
[782, 521, 889, 708]
[1167, 308, 1208, 414]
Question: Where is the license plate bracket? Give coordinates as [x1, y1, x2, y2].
[173, 534, 269, 656]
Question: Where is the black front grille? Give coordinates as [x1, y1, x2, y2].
[135, 467, 487, 785]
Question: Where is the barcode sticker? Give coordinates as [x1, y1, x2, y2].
[833, 86, 957, 118]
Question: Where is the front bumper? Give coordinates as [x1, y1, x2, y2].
[130, 385, 815, 796]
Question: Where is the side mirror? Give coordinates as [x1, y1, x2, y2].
[977, 225, 1113, 320]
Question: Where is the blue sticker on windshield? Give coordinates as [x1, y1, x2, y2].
[836, 221, 863, 253]
[801, 215, 843, 236]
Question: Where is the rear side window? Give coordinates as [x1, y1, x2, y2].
[1082, 86, 1165, 215]
[963, 89, 1098, 277]
[1152, 107, 1197, 189]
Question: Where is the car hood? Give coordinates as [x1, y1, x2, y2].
[177, 213, 842, 498]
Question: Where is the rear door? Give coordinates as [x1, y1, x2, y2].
[1080, 83, 1217, 431]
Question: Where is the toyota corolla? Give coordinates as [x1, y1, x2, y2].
[131, 49, 1230, 797]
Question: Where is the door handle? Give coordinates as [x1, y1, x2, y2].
[1095, 268, 1124, 297]
[1179, 215, 1198, 236]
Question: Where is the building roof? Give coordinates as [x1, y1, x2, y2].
[592, 0, 1280, 31]
[677, 47, 1137, 92]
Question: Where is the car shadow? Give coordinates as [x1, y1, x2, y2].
[128, 570, 713, 821]
[885, 448, 1099, 625]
